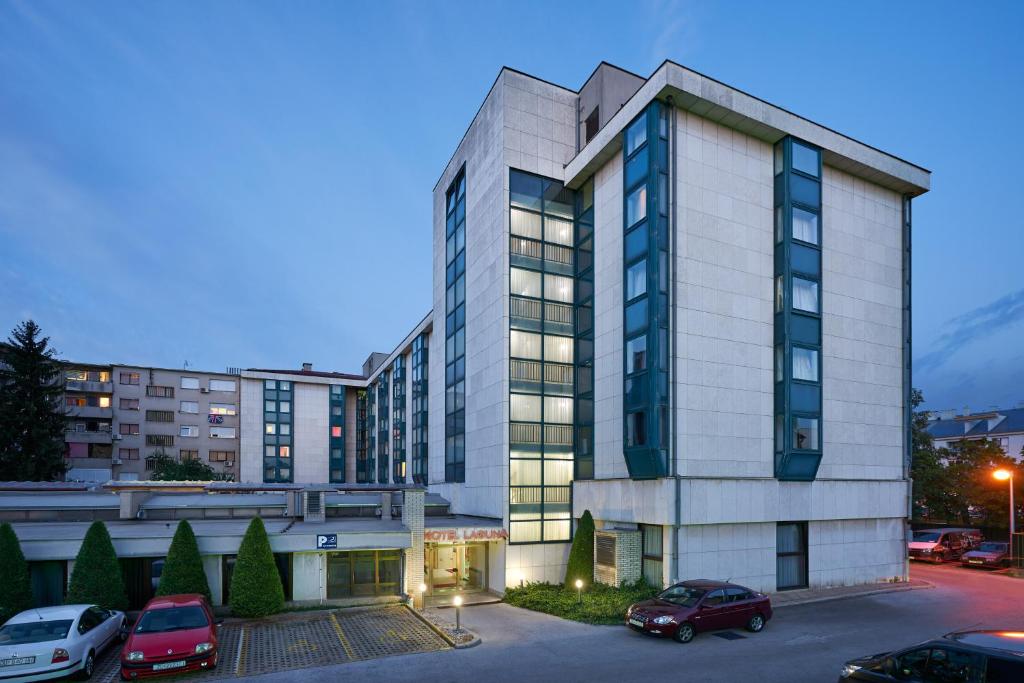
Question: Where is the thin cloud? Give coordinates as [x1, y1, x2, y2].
[916, 287, 1024, 373]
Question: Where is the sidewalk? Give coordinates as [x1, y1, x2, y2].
[771, 578, 932, 608]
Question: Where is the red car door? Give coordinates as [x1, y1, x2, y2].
[723, 587, 753, 628]
[693, 589, 729, 631]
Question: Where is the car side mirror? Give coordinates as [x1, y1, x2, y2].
[215, 618, 224, 625]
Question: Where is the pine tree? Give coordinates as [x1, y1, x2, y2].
[229, 517, 283, 618]
[66, 521, 128, 610]
[0, 321, 68, 481]
[565, 509, 595, 587]
[156, 520, 212, 602]
[0, 522, 34, 623]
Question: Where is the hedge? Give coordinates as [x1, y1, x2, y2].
[0, 523, 33, 623]
[156, 520, 211, 603]
[66, 521, 128, 611]
[229, 517, 283, 618]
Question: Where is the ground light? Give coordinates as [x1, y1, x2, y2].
[575, 579, 584, 605]
[418, 583, 427, 610]
[994, 468, 1015, 560]
[453, 594, 463, 630]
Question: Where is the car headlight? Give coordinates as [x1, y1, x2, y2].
[195, 642, 214, 655]
[652, 615, 675, 625]
[920, 548, 932, 554]
[840, 664, 861, 678]
[127, 651, 144, 662]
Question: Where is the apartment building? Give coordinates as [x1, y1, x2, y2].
[63, 365, 241, 481]
[927, 406, 1024, 460]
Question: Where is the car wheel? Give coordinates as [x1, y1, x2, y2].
[119, 618, 129, 642]
[746, 613, 766, 633]
[209, 652, 218, 670]
[80, 650, 95, 680]
[674, 622, 696, 644]
[933, 552, 944, 564]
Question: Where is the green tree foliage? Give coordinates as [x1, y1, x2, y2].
[148, 450, 226, 481]
[0, 522, 34, 623]
[912, 389, 1022, 528]
[229, 517, 283, 618]
[155, 520, 211, 603]
[0, 321, 68, 481]
[66, 521, 128, 610]
[564, 509, 595, 587]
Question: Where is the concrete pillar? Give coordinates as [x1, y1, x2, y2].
[402, 489, 425, 607]
[202, 555, 223, 606]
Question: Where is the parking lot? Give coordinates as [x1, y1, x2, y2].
[91, 606, 449, 681]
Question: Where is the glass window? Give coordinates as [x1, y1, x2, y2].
[279, 381, 291, 391]
[626, 259, 647, 301]
[210, 403, 236, 415]
[280, 424, 290, 435]
[180, 377, 199, 390]
[210, 426, 236, 439]
[775, 414, 784, 452]
[543, 335, 573, 364]
[625, 222, 647, 262]
[265, 423, 276, 435]
[510, 394, 541, 422]
[626, 335, 647, 374]
[279, 445, 290, 458]
[792, 277, 819, 313]
[792, 347, 819, 382]
[792, 207, 819, 244]
[776, 522, 808, 589]
[775, 345, 784, 383]
[510, 208, 542, 240]
[544, 459, 573, 486]
[625, 298, 648, 335]
[793, 416, 819, 451]
[544, 274, 574, 303]
[264, 380, 276, 389]
[510, 330, 542, 360]
[626, 411, 646, 447]
[544, 217, 573, 246]
[775, 275, 784, 313]
[544, 396, 573, 424]
[626, 186, 647, 227]
[331, 426, 342, 438]
[209, 379, 236, 392]
[895, 649, 931, 681]
[774, 142, 783, 176]
[279, 401, 291, 414]
[265, 400, 276, 412]
[925, 649, 974, 683]
[180, 401, 199, 414]
[510, 268, 542, 298]
[510, 459, 541, 486]
[625, 114, 647, 156]
[791, 141, 820, 177]
[179, 425, 198, 438]
[510, 170, 543, 211]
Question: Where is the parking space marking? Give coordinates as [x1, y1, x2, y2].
[329, 612, 357, 660]
[235, 626, 247, 678]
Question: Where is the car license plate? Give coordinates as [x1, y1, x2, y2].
[969, 559, 983, 564]
[0, 657, 36, 667]
[629, 618, 645, 627]
[152, 661, 186, 671]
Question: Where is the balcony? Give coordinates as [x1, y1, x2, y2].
[64, 429, 113, 444]
[65, 380, 113, 394]
[66, 406, 113, 420]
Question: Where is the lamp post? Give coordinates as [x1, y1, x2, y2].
[575, 579, 583, 605]
[418, 582, 427, 610]
[994, 469, 1015, 561]
[453, 594, 463, 630]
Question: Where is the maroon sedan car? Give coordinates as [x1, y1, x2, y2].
[626, 580, 772, 643]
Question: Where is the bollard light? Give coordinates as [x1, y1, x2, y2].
[575, 579, 584, 605]
[994, 469, 1016, 561]
[453, 594, 463, 630]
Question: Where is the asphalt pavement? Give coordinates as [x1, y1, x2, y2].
[244, 563, 1024, 683]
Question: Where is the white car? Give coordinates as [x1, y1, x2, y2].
[0, 604, 127, 681]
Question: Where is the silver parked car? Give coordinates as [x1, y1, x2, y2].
[0, 604, 127, 681]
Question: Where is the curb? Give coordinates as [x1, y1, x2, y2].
[774, 581, 933, 609]
[405, 604, 467, 648]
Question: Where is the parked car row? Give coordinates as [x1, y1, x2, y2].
[626, 579, 773, 643]
[909, 528, 985, 563]
[839, 630, 1024, 681]
[0, 594, 219, 682]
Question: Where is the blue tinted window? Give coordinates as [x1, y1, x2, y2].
[792, 141, 820, 177]
[625, 115, 647, 156]
[626, 186, 647, 227]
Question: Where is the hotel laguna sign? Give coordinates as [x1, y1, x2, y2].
[423, 528, 508, 543]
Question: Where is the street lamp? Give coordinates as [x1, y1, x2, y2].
[418, 582, 427, 610]
[575, 579, 584, 605]
[453, 594, 463, 630]
[994, 469, 1015, 561]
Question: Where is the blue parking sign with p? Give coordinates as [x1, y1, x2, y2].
[317, 534, 337, 549]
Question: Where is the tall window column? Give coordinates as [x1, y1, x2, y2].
[392, 357, 406, 483]
[773, 137, 824, 480]
[621, 103, 670, 479]
[411, 334, 429, 484]
[574, 177, 595, 480]
[366, 386, 376, 482]
[329, 385, 345, 483]
[262, 379, 293, 483]
[445, 170, 467, 482]
[508, 169, 575, 544]
[356, 389, 369, 483]
[377, 372, 390, 483]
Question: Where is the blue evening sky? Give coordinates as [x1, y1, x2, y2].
[1, 1, 1022, 412]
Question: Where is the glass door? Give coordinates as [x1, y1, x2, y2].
[326, 553, 351, 599]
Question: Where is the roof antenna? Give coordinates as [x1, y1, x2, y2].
[943, 622, 983, 638]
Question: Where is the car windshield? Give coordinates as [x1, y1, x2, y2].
[0, 620, 73, 645]
[657, 586, 707, 607]
[913, 532, 941, 542]
[979, 542, 1008, 552]
[134, 606, 208, 634]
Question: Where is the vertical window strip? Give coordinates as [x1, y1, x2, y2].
[262, 379, 293, 483]
[773, 137, 824, 481]
[355, 389, 369, 483]
[508, 168, 576, 544]
[392, 357, 406, 483]
[377, 372, 390, 483]
[329, 385, 345, 483]
[445, 169, 467, 483]
[411, 333, 429, 484]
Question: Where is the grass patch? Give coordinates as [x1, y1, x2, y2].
[504, 580, 658, 625]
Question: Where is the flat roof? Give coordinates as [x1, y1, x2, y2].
[0, 492, 119, 510]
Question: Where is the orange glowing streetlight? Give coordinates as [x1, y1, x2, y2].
[994, 468, 1015, 560]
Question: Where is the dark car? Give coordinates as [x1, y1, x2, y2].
[908, 529, 969, 563]
[838, 630, 1024, 682]
[626, 580, 772, 643]
[961, 542, 1011, 569]
[121, 594, 220, 680]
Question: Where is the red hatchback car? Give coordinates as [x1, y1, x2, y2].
[121, 594, 220, 680]
[626, 580, 772, 643]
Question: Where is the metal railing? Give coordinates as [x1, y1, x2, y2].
[511, 237, 543, 260]
[544, 363, 573, 385]
[510, 422, 541, 444]
[511, 296, 543, 322]
[511, 359, 542, 382]
[545, 302, 573, 325]
[544, 243, 574, 266]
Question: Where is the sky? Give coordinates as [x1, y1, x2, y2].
[1, 0, 1022, 412]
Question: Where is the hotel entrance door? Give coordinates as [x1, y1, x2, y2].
[425, 543, 487, 595]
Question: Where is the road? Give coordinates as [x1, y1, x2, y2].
[248, 563, 1024, 683]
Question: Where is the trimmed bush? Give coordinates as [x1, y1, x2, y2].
[0, 523, 33, 623]
[156, 520, 211, 603]
[505, 579, 657, 625]
[564, 509, 595, 587]
[66, 521, 128, 611]
[229, 518, 283, 618]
